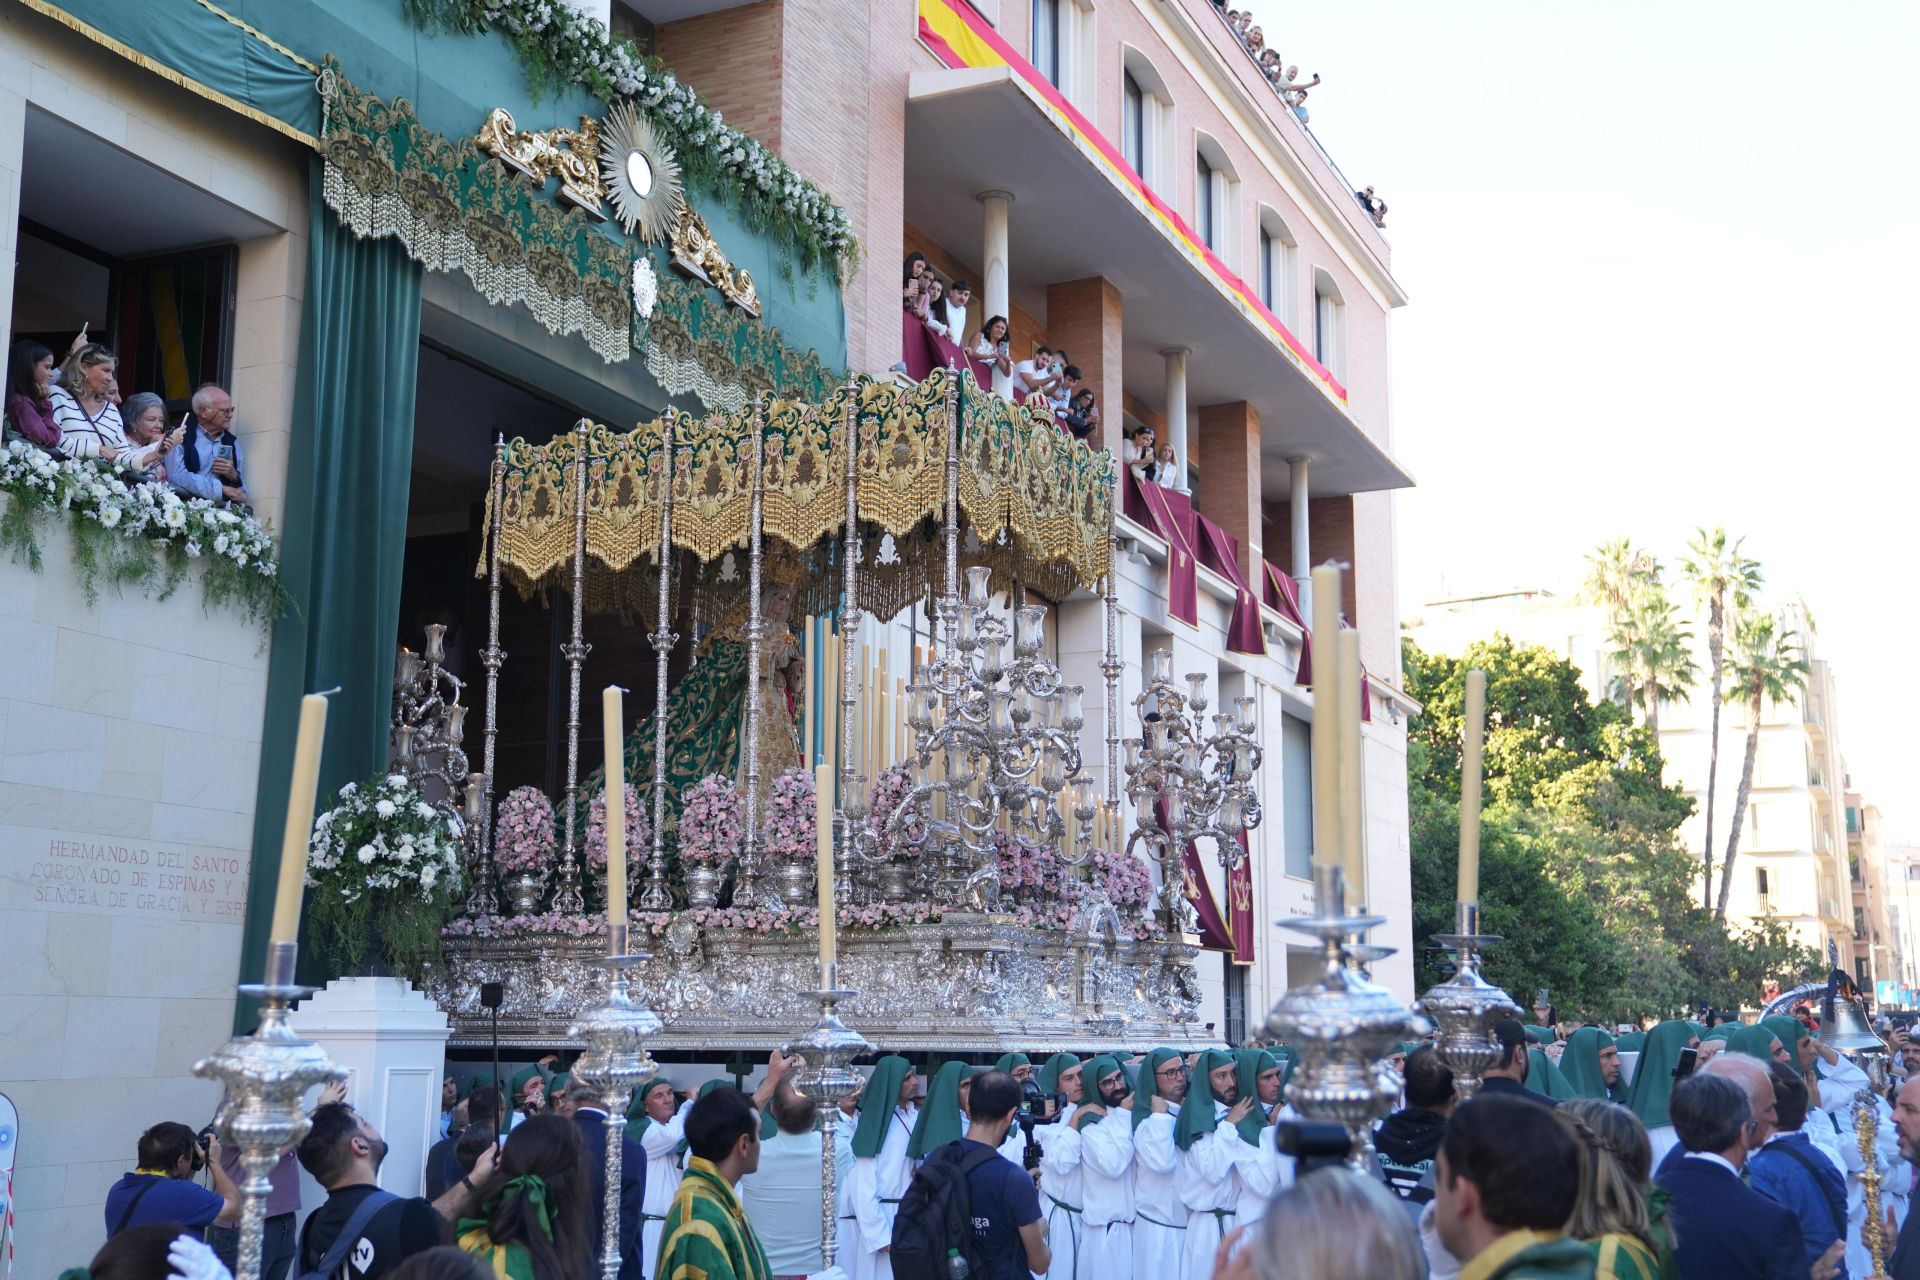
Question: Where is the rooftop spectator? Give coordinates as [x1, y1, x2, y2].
[103, 1121, 241, 1241]
[1281, 69, 1321, 123]
[5, 339, 60, 449]
[1356, 186, 1389, 228]
[1258, 48, 1286, 87]
[49, 341, 126, 462]
[166, 383, 249, 506]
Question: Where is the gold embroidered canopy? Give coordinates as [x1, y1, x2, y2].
[479, 368, 1114, 619]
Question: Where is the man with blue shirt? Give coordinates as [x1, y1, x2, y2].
[104, 1122, 241, 1240]
[960, 1071, 1049, 1280]
[164, 383, 248, 506]
[1748, 1062, 1849, 1280]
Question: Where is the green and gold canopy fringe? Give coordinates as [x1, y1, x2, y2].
[478, 368, 1114, 620]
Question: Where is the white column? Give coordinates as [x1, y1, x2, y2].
[1288, 455, 1311, 612]
[977, 189, 1014, 398]
[1162, 348, 1190, 492]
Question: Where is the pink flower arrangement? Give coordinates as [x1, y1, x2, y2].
[1091, 846, 1155, 914]
[585, 782, 653, 882]
[994, 831, 1065, 897]
[493, 786, 556, 875]
[865, 762, 923, 859]
[762, 769, 816, 864]
[678, 773, 743, 866]
[443, 911, 606, 939]
[444, 900, 946, 939]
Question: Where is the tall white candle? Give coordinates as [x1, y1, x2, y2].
[269, 694, 329, 949]
[1458, 668, 1488, 905]
[1309, 565, 1343, 869]
[602, 686, 627, 933]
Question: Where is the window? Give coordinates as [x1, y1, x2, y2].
[1123, 72, 1145, 176]
[1196, 154, 1216, 249]
[1856, 907, 1868, 937]
[1312, 269, 1346, 379]
[1223, 958, 1248, 1044]
[1257, 210, 1298, 327]
[1260, 227, 1273, 305]
[1756, 866, 1771, 910]
[1033, 0, 1061, 87]
[1282, 714, 1313, 878]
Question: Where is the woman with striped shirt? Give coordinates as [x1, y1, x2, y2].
[48, 342, 127, 461]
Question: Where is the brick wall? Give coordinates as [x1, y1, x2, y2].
[1265, 494, 1356, 623]
[655, 2, 786, 154]
[1043, 276, 1124, 453]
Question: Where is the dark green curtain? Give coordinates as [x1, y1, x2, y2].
[237, 158, 424, 1016]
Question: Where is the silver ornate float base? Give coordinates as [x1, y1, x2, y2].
[432, 915, 1205, 1052]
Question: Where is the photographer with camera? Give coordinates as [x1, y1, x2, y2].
[103, 1121, 242, 1241]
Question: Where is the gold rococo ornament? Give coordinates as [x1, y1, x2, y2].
[670, 205, 760, 317]
[473, 107, 607, 217]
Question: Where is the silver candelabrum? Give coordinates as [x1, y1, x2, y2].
[1265, 866, 1422, 1170]
[1122, 647, 1261, 935]
[392, 624, 471, 816]
[790, 978, 874, 1270]
[193, 942, 346, 1280]
[568, 926, 664, 1280]
[857, 565, 1086, 907]
[1418, 902, 1522, 1100]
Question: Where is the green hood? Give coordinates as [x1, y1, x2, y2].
[628, 1077, 675, 1128]
[1233, 1049, 1277, 1144]
[1133, 1048, 1183, 1131]
[1725, 1024, 1781, 1063]
[1038, 1053, 1081, 1095]
[508, 1064, 544, 1102]
[853, 1056, 914, 1158]
[1075, 1056, 1123, 1130]
[909, 1060, 967, 1157]
[1763, 1016, 1813, 1076]
[1271, 1046, 1297, 1090]
[995, 1052, 1030, 1074]
[1523, 1024, 1556, 1045]
[1561, 1027, 1626, 1101]
[1526, 1048, 1576, 1100]
[1175, 1050, 1236, 1150]
[1701, 1026, 1736, 1044]
[1626, 1020, 1695, 1129]
[1615, 1031, 1646, 1053]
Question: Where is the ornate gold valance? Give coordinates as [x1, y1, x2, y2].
[479, 368, 1114, 619]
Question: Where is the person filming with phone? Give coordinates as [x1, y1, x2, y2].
[103, 1121, 243, 1241]
[165, 382, 250, 508]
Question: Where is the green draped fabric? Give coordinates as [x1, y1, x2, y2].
[1764, 1016, 1813, 1074]
[995, 1053, 1031, 1074]
[1626, 1021, 1695, 1129]
[1175, 1050, 1235, 1150]
[853, 1057, 913, 1158]
[1524, 1025, 1556, 1045]
[909, 1061, 968, 1157]
[1526, 1049, 1576, 1101]
[1038, 1054, 1081, 1095]
[1616, 1032, 1647, 1053]
[586, 637, 751, 840]
[240, 162, 424, 1009]
[1272, 1046, 1297, 1089]
[1725, 1025, 1782, 1063]
[1133, 1048, 1182, 1130]
[1701, 1026, 1736, 1044]
[1233, 1050, 1277, 1143]
[1075, 1056, 1123, 1131]
[1562, 1028, 1626, 1101]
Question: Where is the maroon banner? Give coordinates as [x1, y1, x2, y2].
[1261, 561, 1313, 686]
[1194, 514, 1265, 656]
[1227, 826, 1254, 965]
[1126, 471, 1199, 625]
[1160, 799, 1234, 952]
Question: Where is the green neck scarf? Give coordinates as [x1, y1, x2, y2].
[995, 1052, 1031, 1074]
[1762, 1016, 1814, 1078]
[1174, 1050, 1236, 1150]
[1615, 1031, 1646, 1053]
[853, 1056, 914, 1158]
[909, 1061, 967, 1157]
[1232, 1049, 1277, 1144]
[1626, 1020, 1696, 1129]
[1037, 1053, 1081, 1095]
[1726, 1024, 1782, 1063]
[1561, 1027, 1625, 1101]
[1133, 1048, 1182, 1130]
[1075, 1056, 1123, 1131]
[1525, 1048, 1576, 1100]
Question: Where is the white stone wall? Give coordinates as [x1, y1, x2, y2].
[0, 523, 270, 1277]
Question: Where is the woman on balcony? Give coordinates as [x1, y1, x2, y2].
[5, 339, 60, 449]
[48, 342, 127, 462]
[972, 315, 1013, 384]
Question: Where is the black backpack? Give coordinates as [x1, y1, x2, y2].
[889, 1140, 999, 1280]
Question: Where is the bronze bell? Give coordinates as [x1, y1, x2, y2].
[1819, 994, 1885, 1054]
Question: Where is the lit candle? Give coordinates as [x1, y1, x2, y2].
[269, 693, 329, 949]
[1336, 630, 1366, 904]
[1458, 668, 1488, 905]
[815, 762, 836, 975]
[602, 686, 627, 933]
[802, 616, 818, 768]
[1309, 564, 1344, 869]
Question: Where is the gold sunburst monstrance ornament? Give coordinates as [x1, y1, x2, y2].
[599, 101, 685, 242]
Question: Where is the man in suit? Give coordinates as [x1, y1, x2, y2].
[1654, 1072, 1807, 1280]
[1889, 1075, 1920, 1278]
[1477, 1019, 1558, 1109]
[570, 1080, 647, 1280]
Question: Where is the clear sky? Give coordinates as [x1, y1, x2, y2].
[1256, 1, 1920, 832]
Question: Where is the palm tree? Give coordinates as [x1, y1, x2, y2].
[1714, 612, 1811, 919]
[1679, 528, 1764, 912]
[1583, 537, 1657, 619]
[1604, 585, 1697, 733]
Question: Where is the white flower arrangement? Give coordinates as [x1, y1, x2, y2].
[307, 772, 467, 974]
[408, 0, 859, 279]
[0, 439, 283, 623]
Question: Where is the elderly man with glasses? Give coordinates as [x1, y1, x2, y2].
[166, 382, 248, 506]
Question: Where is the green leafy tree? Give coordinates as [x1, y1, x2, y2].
[1679, 528, 1764, 908]
[1715, 613, 1812, 918]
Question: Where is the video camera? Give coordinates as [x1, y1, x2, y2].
[1274, 1121, 1350, 1175]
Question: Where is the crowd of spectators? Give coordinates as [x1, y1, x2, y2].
[5, 333, 252, 508]
[1210, 0, 1320, 124]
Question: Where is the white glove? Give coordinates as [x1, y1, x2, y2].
[169, 1235, 235, 1280]
[804, 1267, 851, 1280]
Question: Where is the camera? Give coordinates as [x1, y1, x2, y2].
[1274, 1120, 1350, 1174]
[194, 1126, 217, 1172]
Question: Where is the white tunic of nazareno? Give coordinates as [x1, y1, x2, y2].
[1131, 1107, 1187, 1280]
[1035, 1122, 1084, 1280]
[1176, 1102, 1267, 1280]
[850, 1103, 917, 1280]
[1814, 1055, 1908, 1279]
[636, 1099, 693, 1280]
[1077, 1116, 1137, 1280]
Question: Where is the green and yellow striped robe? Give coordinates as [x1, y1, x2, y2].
[655, 1157, 772, 1280]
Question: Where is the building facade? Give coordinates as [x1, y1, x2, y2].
[1407, 591, 1856, 958]
[0, 0, 1412, 1271]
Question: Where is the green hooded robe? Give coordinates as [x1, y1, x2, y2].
[908, 1060, 968, 1157]
[1132, 1048, 1184, 1130]
[1038, 1053, 1082, 1095]
[1561, 1027, 1627, 1101]
[1526, 1048, 1576, 1101]
[1724, 1024, 1782, 1064]
[852, 1056, 915, 1158]
[1074, 1056, 1124, 1131]
[1232, 1049, 1278, 1143]
[1625, 1020, 1695, 1130]
[1174, 1050, 1237, 1151]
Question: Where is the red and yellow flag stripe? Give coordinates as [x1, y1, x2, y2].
[916, 0, 1348, 404]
